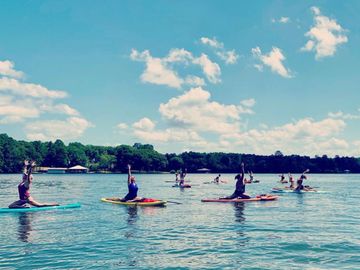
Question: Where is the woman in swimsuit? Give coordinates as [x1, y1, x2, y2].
[9, 160, 59, 208]
[221, 163, 250, 199]
[121, 164, 143, 202]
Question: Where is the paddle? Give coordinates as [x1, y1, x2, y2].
[166, 200, 182, 205]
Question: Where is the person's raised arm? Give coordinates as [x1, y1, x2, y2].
[240, 163, 245, 182]
[127, 164, 132, 184]
[302, 169, 309, 175]
[23, 160, 29, 175]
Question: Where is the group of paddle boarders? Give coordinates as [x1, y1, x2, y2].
[9, 160, 59, 208]
[278, 170, 312, 191]
[8, 159, 316, 208]
[173, 169, 188, 187]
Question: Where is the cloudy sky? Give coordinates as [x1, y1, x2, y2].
[1, 1, 359, 156]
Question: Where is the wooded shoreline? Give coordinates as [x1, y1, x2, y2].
[1, 133, 360, 174]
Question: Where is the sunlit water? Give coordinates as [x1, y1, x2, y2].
[0, 173, 359, 269]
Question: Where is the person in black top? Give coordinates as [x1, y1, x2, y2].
[221, 163, 250, 199]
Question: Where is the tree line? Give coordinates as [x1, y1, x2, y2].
[0, 133, 360, 173]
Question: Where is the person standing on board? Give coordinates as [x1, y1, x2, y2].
[121, 164, 143, 202]
[221, 163, 250, 199]
[9, 160, 59, 208]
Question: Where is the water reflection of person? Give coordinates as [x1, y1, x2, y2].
[17, 212, 34, 243]
[124, 206, 138, 239]
[233, 202, 246, 224]
[127, 206, 138, 226]
[233, 203, 249, 246]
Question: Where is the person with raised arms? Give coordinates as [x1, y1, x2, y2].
[294, 169, 310, 191]
[288, 173, 295, 189]
[179, 168, 187, 186]
[9, 160, 59, 208]
[279, 173, 287, 183]
[120, 164, 143, 202]
[221, 163, 250, 199]
[248, 171, 254, 183]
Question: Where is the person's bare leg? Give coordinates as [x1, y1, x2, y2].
[28, 197, 59, 207]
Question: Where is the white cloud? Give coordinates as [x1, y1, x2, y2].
[328, 110, 360, 120]
[131, 48, 222, 88]
[134, 127, 204, 144]
[0, 58, 90, 142]
[301, 6, 348, 59]
[252, 46, 292, 78]
[0, 77, 67, 98]
[40, 103, 80, 116]
[159, 87, 253, 134]
[132, 117, 155, 131]
[192, 54, 221, 83]
[200, 37, 223, 49]
[165, 48, 193, 63]
[0, 95, 40, 123]
[184, 75, 206, 86]
[272, 17, 290, 24]
[0, 60, 24, 78]
[200, 37, 239, 64]
[279, 17, 290, 23]
[240, 98, 256, 107]
[25, 117, 93, 141]
[117, 123, 128, 129]
[220, 117, 347, 156]
[130, 49, 183, 89]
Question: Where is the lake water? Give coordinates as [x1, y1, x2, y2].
[0, 173, 359, 269]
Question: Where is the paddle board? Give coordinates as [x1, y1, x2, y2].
[0, 203, 81, 213]
[201, 195, 278, 203]
[101, 198, 167, 206]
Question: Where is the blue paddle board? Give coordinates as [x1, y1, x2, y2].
[0, 203, 81, 213]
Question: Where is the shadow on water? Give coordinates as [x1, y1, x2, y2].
[17, 212, 34, 243]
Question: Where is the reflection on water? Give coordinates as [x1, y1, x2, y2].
[233, 202, 249, 246]
[233, 203, 246, 224]
[127, 206, 138, 225]
[17, 212, 34, 243]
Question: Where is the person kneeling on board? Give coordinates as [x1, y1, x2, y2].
[120, 164, 143, 202]
[9, 160, 59, 208]
[221, 163, 250, 199]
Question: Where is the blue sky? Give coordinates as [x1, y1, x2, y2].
[1, 0, 359, 156]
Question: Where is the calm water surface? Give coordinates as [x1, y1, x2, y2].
[0, 173, 359, 269]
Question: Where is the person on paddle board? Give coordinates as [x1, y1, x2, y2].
[179, 168, 187, 186]
[294, 169, 309, 191]
[221, 163, 250, 199]
[288, 173, 295, 189]
[248, 171, 254, 183]
[121, 164, 143, 202]
[9, 160, 59, 208]
[279, 173, 287, 183]
[214, 174, 221, 183]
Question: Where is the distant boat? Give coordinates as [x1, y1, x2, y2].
[197, 168, 211, 173]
